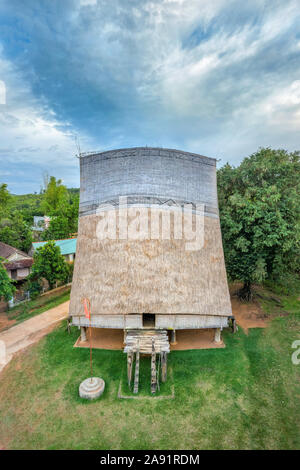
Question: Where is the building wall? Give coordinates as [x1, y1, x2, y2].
[7, 267, 30, 279]
[71, 314, 229, 329]
[17, 267, 30, 278]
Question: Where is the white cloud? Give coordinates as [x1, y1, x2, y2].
[0, 79, 5, 104]
[256, 80, 300, 129]
[152, 2, 300, 117]
[0, 51, 94, 189]
[80, 0, 97, 6]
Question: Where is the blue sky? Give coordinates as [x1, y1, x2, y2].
[0, 0, 300, 193]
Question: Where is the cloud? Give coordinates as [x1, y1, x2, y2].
[0, 80, 5, 104]
[0, 47, 94, 191]
[0, 0, 300, 192]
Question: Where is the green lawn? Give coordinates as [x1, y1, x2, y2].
[0, 289, 299, 449]
[4, 287, 70, 326]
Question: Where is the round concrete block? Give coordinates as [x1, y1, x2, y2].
[79, 377, 105, 400]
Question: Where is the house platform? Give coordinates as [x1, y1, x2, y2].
[73, 328, 225, 351]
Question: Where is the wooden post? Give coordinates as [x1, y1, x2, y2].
[161, 351, 167, 383]
[127, 351, 134, 387]
[133, 344, 140, 394]
[151, 338, 157, 394]
[214, 328, 221, 343]
[80, 326, 87, 342]
[170, 329, 176, 345]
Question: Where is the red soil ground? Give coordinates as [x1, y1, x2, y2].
[0, 313, 16, 332]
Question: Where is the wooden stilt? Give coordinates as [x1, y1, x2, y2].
[80, 326, 87, 342]
[214, 328, 221, 343]
[170, 329, 176, 345]
[161, 351, 167, 383]
[133, 345, 140, 394]
[151, 338, 157, 394]
[127, 351, 134, 387]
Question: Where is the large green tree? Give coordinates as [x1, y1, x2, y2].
[218, 148, 300, 299]
[29, 241, 70, 290]
[0, 183, 11, 216]
[41, 176, 68, 215]
[41, 194, 79, 241]
[0, 262, 16, 301]
[0, 212, 33, 252]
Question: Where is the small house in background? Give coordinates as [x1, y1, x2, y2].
[32, 215, 51, 232]
[30, 238, 77, 263]
[0, 241, 33, 280]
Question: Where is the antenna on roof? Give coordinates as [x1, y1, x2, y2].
[75, 135, 82, 159]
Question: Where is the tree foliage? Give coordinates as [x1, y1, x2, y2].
[0, 262, 16, 301]
[41, 194, 79, 241]
[0, 183, 11, 217]
[41, 176, 68, 215]
[0, 212, 33, 252]
[9, 193, 44, 224]
[218, 148, 300, 299]
[29, 241, 70, 290]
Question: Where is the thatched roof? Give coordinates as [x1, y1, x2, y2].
[69, 211, 232, 316]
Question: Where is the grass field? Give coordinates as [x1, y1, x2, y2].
[0, 288, 299, 450]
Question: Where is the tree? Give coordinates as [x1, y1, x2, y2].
[218, 148, 300, 300]
[9, 192, 44, 224]
[41, 176, 68, 215]
[41, 195, 79, 241]
[0, 212, 33, 252]
[41, 216, 70, 240]
[0, 262, 16, 301]
[29, 241, 70, 290]
[0, 183, 11, 218]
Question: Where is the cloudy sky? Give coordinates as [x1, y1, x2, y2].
[0, 0, 300, 193]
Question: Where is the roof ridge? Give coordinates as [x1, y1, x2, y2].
[33, 237, 77, 244]
[0, 240, 30, 257]
[80, 146, 217, 163]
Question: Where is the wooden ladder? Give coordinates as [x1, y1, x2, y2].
[133, 342, 140, 394]
[125, 329, 169, 394]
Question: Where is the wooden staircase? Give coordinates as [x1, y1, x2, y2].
[124, 329, 170, 394]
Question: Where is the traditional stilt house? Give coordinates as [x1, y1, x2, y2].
[69, 147, 233, 392]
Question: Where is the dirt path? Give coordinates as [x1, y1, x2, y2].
[231, 296, 268, 333]
[0, 301, 69, 373]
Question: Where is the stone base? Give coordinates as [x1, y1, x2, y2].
[79, 377, 105, 400]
